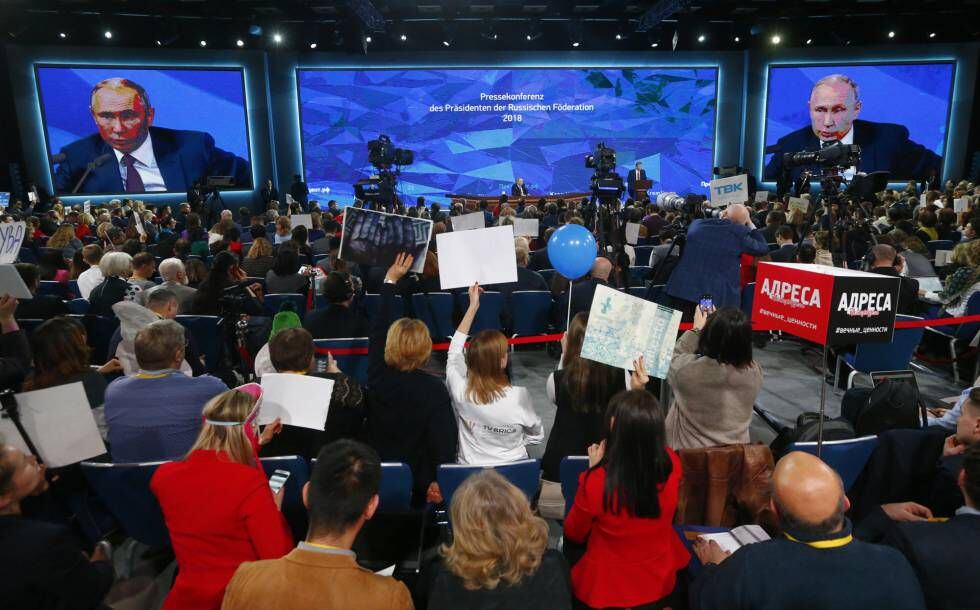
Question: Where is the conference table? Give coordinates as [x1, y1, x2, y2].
[444, 192, 592, 206]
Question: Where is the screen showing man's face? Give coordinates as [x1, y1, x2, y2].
[90, 86, 155, 153]
[808, 81, 861, 142]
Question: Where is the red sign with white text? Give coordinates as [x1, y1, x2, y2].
[752, 263, 836, 344]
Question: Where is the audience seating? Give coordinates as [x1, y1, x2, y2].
[410, 292, 454, 340]
[625, 286, 648, 300]
[833, 315, 926, 390]
[175, 315, 224, 372]
[16, 318, 44, 335]
[313, 254, 329, 267]
[313, 337, 369, 386]
[264, 293, 306, 319]
[646, 283, 667, 304]
[455, 291, 505, 335]
[538, 268, 557, 285]
[628, 266, 651, 285]
[72, 315, 120, 365]
[924, 292, 980, 384]
[362, 293, 404, 320]
[66, 298, 90, 314]
[926, 240, 955, 259]
[18, 247, 37, 264]
[787, 435, 879, 491]
[378, 462, 414, 512]
[559, 456, 589, 516]
[436, 459, 540, 507]
[68, 280, 80, 297]
[633, 246, 655, 266]
[510, 291, 552, 338]
[38, 280, 68, 299]
[260, 456, 311, 542]
[80, 460, 171, 548]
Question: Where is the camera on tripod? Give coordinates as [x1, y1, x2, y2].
[585, 142, 617, 174]
[355, 135, 415, 208]
[656, 192, 708, 217]
[784, 141, 861, 169]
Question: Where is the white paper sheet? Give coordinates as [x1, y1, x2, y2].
[934, 251, 954, 268]
[259, 373, 334, 431]
[291, 214, 313, 230]
[437, 226, 518, 290]
[955, 198, 968, 213]
[0, 264, 33, 299]
[14, 382, 107, 468]
[451, 212, 486, 232]
[83, 200, 91, 215]
[625, 222, 641, 245]
[0, 221, 27, 265]
[0, 416, 32, 455]
[512, 218, 539, 237]
[709, 175, 749, 208]
[788, 197, 808, 214]
[754, 190, 769, 203]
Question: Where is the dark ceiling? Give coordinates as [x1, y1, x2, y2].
[2, 1, 979, 53]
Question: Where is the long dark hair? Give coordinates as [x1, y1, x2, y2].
[271, 245, 300, 276]
[697, 307, 754, 369]
[23, 317, 91, 390]
[597, 390, 672, 518]
[560, 312, 622, 414]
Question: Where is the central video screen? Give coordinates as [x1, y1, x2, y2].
[36, 65, 253, 195]
[297, 67, 718, 204]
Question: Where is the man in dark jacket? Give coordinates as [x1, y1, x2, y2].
[0, 295, 32, 391]
[304, 272, 370, 339]
[868, 244, 920, 315]
[768, 226, 798, 263]
[552, 258, 611, 330]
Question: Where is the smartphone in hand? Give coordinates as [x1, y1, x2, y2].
[269, 469, 291, 494]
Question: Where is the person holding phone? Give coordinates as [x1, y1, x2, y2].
[151, 386, 292, 610]
[665, 306, 763, 450]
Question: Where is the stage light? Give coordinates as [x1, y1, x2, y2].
[806, 38, 813, 45]
[273, 32, 283, 44]
[155, 40, 162, 46]
[526, 34, 532, 41]
[399, 33, 407, 41]
[525, 20, 542, 42]
[929, 32, 936, 38]
[771, 34, 781, 44]
[365, 35, 372, 43]
[697, 34, 706, 43]
[615, 33, 622, 40]
[104, 30, 113, 39]
[199, 40, 207, 47]
[58, 32, 67, 39]
[734, 36, 740, 42]
[572, 41, 580, 47]
[888, 30, 895, 38]
[651, 42, 659, 48]
[310, 42, 317, 49]
[236, 39, 245, 47]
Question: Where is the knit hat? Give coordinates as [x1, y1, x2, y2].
[270, 300, 302, 337]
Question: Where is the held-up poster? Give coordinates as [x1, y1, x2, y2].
[580, 284, 682, 379]
[339, 207, 433, 274]
[0, 222, 27, 265]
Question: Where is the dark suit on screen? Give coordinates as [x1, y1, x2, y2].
[53, 126, 251, 194]
[512, 182, 528, 198]
[763, 119, 942, 183]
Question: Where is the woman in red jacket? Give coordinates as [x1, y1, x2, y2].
[564, 384, 689, 610]
[151, 386, 292, 610]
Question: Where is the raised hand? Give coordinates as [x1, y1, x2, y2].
[385, 252, 415, 283]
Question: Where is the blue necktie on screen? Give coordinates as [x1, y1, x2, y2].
[122, 154, 145, 193]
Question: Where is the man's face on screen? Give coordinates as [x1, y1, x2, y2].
[808, 81, 861, 142]
[90, 86, 155, 153]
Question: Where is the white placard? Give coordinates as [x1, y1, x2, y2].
[512, 218, 539, 237]
[934, 251, 954, 268]
[708, 174, 749, 208]
[754, 190, 769, 203]
[920, 193, 927, 206]
[624, 244, 636, 267]
[788, 197, 809, 214]
[625, 222, 641, 245]
[83, 200, 91, 215]
[13, 383, 107, 468]
[954, 198, 969, 213]
[0, 264, 33, 299]
[259, 373, 334, 431]
[27, 191, 38, 204]
[0, 221, 27, 265]
[291, 214, 313, 230]
[133, 211, 146, 237]
[436, 226, 518, 290]
[286, 193, 296, 206]
[451, 212, 486, 232]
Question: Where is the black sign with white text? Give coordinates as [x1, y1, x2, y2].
[826, 275, 902, 345]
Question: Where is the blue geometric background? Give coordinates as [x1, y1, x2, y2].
[297, 68, 717, 205]
[764, 62, 954, 164]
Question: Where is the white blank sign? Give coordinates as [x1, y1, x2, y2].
[437, 226, 518, 290]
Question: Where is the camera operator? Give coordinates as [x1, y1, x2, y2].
[665, 203, 770, 320]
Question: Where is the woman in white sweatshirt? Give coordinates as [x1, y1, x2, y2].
[447, 284, 544, 465]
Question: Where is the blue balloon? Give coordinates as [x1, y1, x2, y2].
[548, 224, 597, 280]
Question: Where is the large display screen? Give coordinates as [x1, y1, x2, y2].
[762, 62, 954, 182]
[36, 65, 252, 195]
[297, 67, 718, 204]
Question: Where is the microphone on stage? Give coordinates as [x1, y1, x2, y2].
[71, 153, 114, 194]
[49, 152, 66, 164]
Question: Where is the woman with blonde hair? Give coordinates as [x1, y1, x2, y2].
[46, 223, 83, 259]
[241, 236, 276, 278]
[423, 470, 571, 609]
[367, 253, 456, 505]
[447, 284, 542, 464]
[151, 386, 291, 610]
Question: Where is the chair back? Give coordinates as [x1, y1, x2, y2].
[411, 292, 454, 340]
[362, 293, 404, 319]
[72, 314, 120, 364]
[314, 337, 369, 386]
[926, 240, 955, 259]
[175, 315, 224, 372]
[628, 266, 651, 285]
[15, 318, 45, 335]
[559, 456, 589, 516]
[646, 283, 667, 304]
[38, 280, 68, 299]
[741, 282, 756, 317]
[633, 246, 655, 266]
[379, 462, 413, 512]
[455, 291, 504, 335]
[437, 459, 540, 507]
[510, 291, 552, 336]
[851, 315, 925, 373]
[264, 293, 306, 319]
[66, 298, 90, 315]
[787, 435, 879, 491]
[953, 292, 980, 341]
[260, 456, 311, 541]
[626, 286, 648, 300]
[81, 461, 171, 547]
[538, 269, 557, 285]
[18, 248, 37, 264]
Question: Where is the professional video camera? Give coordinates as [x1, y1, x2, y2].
[783, 141, 861, 169]
[585, 142, 617, 175]
[656, 192, 711, 218]
[368, 134, 414, 169]
[357, 135, 415, 209]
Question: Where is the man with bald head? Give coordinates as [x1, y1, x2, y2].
[764, 73, 942, 183]
[691, 452, 926, 610]
[867, 243, 920, 315]
[665, 202, 770, 320]
[53, 77, 251, 194]
[553, 255, 611, 328]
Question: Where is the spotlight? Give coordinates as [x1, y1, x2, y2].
[806, 38, 813, 44]
[525, 20, 542, 42]
[615, 33, 622, 40]
[572, 41, 580, 47]
[526, 34, 532, 41]
[248, 24, 262, 37]
[399, 33, 407, 41]
[697, 34, 706, 43]
[442, 40, 450, 47]
[734, 36, 740, 42]
[155, 40, 162, 46]
[310, 42, 317, 49]
[651, 42, 659, 48]
[273, 32, 283, 44]
[771, 34, 781, 44]
[365, 35, 372, 43]
[199, 40, 207, 47]
[104, 30, 113, 39]
[887, 30, 895, 38]
[929, 32, 936, 38]
[58, 32, 67, 39]
[236, 39, 245, 47]
[481, 22, 498, 41]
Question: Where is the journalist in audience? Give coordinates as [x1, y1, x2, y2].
[265, 245, 311, 295]
[666, 306, 762, 449]
[46, 222, 84, 260]
[108, 290, 206, 376]
[867, 244, 920, 315]
[37, 248, 70, 283]
[128, 252, 157, 293]
[13, 263, 69, 319]
[421, 470, 571, 610]
[553, 257, 609, 329]
[260, 328, 365, 459]
[104, 319, 227, 462]
[242, 236, 276, 278]
[564, 389, 689, 610]
[367, 253, 457, 505]
[303, 271, 370, 339]
[222, 439, 412, 610]
[191, 251, 265, 316]
[539, 312, 626, 518]
[690, 452, 926, 610]
[0, 296, 31, 391]
[447, 284, 543, 464]
[144, 257, 198, 314]
[152, 387, 292, 610]
[768, 226, 797, 262]
[935, 239, 980, 316]
[0, 443, 115, 610]
[76, 244, 105, 299]
[88, 251, 142, 316]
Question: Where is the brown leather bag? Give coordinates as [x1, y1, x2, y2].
[674, 443, 776, 528]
